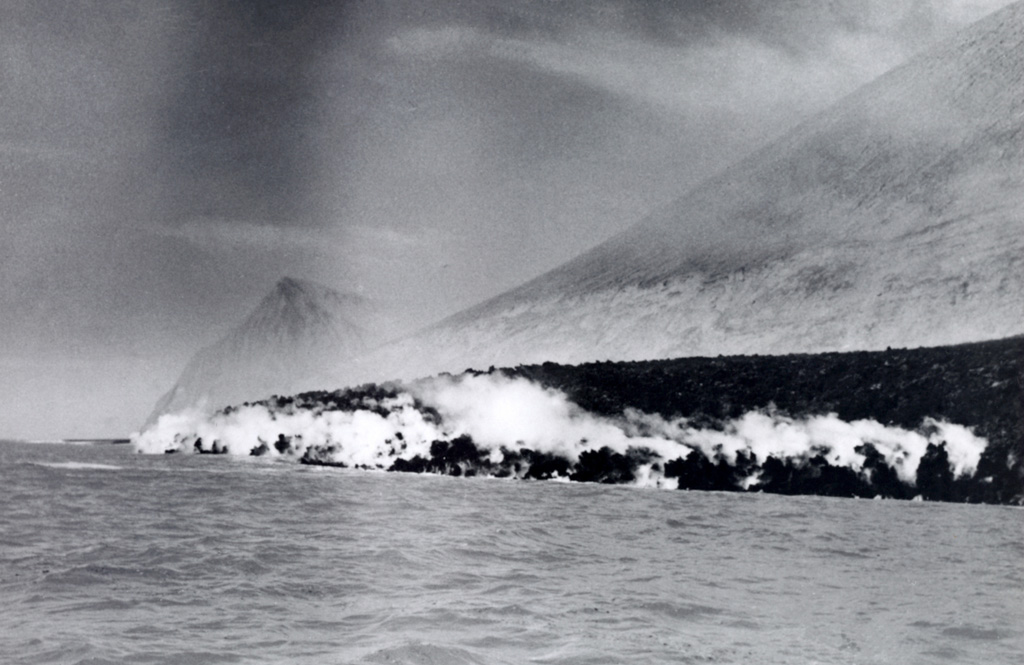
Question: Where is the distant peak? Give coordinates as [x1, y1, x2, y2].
[273, 276, 316, 296]
[266, 276, 359, 303]
[252, 277, 370, 324]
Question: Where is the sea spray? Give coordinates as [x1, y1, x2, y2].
[132, 373, 993, 501]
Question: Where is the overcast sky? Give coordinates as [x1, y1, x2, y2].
[0, 0, 1013, 439]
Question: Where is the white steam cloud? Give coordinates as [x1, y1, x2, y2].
[133, 374, 986, 490]
[622, 408, 983, 483]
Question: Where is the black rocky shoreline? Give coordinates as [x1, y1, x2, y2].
[498, 335, 1024, 504]
[223, 336, 1023, 504]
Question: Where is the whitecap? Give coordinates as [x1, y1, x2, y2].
[36, 462, 123, 471]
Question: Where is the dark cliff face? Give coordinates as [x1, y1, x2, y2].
[147, 277, 370, 423]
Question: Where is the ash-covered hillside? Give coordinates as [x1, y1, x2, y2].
[346, 2, 1024, 386]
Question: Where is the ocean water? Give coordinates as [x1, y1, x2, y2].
[1, 442, 1022, 665]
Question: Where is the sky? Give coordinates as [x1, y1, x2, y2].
[0, 0, 1014, 439]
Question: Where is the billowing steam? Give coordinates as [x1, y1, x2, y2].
[621, 407, 983, 483]
[133, 374, 988, 500]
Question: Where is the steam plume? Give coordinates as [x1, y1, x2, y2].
[133, 374, 989, 499]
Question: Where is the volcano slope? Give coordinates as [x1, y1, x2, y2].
[149, 277, 371, 421]
[355, 2, 1024, 384]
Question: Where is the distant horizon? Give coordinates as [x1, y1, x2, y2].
[1, 438, 129, 444]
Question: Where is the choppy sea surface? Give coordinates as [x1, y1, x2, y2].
[1, 442, 1022, 665]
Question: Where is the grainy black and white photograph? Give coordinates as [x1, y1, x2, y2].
[1, 1, 1022, 663]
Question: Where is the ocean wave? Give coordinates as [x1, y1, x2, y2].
[35, 462, 123, 471]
